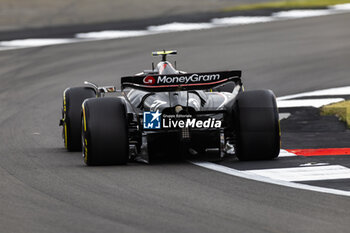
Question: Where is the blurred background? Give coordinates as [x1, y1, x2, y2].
[0, 0, 272, 31]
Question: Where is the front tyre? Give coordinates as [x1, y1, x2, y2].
[234, 90, 280, 160]
[82, 97, 129, 166]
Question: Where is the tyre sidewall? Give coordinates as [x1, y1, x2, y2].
[235, 90, 280, 160]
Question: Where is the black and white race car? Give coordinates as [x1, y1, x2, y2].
[60, 50, 280, 165]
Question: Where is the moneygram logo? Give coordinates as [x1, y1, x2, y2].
[143, 76, 156, 85]
[156, 74, 220, 85]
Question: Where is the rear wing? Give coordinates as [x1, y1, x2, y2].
[120, 70, 242, 92]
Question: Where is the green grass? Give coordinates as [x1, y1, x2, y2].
[224, 0, 350, 11]
[321, 100, 350, 128]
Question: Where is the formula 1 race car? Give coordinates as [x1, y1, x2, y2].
[60, 50, 280, 165]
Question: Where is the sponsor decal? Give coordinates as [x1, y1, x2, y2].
[143, 110, 161, 129]
[156, 73, 220, 85]
[162, 117, 222, 129]
[143, 76, 156, 85]
[143, 111, 221, 129]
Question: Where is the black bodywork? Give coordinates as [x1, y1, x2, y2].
[62, 50, 280, 164]
[95, 52, 245, 162]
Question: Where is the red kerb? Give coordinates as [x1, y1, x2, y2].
[286, 148, 350, 156]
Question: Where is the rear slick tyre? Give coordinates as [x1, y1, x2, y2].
[234, 90, 280, 161]
[62, 87, 95, 151]
[82, 97, 129, 166]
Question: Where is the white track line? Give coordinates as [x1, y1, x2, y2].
[279, 149, 296, 157]
[277, 86, 350, 100]
[278, 113, 291, 120]
[148, 22, 215, 32]
[191, 161, 350, 197]
[277, 98, 344, 108]
[245, 165, 350, 182]
[272, 9, 334, 18]
[211, 16, 274, 25]
[0, 38, 81, 48]
[331, 3, 350, 10]
[76, 30, 151, 39]
[276, 86, 350, 108]
[1, 4, 350, 51]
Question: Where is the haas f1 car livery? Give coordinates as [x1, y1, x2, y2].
[60, 50, 280, 165]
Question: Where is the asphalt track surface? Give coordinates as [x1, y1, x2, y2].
[0, 0, 268, 32]
[0, 13, 350, 233]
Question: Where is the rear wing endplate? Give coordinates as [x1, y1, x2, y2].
[120, 70, 242, 92]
